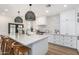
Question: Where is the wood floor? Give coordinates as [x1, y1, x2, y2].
[48, 43, 79, 55]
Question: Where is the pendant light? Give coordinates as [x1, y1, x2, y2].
[14, 11, 23, 23]
[25, 4, 36, 21]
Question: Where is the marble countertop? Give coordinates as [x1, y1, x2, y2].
[8, 34, 49, 46]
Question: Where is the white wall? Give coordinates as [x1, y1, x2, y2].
[46, 15, 60, 34]
[0, 15, 12, 35]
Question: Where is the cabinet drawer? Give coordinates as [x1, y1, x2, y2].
[63, 42, 72, 48]
[63, 42, 76, 49]
[54, 35, 60, 38]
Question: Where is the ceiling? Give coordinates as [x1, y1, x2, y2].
[0, 4, 79, 17]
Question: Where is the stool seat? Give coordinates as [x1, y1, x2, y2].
[19, 46, 31, 55]
[13, 43, 31, 55]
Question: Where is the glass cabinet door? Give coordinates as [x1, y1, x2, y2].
[10, 24, 16, 34]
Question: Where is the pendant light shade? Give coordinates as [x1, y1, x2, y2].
[14, 11, 23, 23]
[25, 4, 36, 21]
[15, 16, 23, 23]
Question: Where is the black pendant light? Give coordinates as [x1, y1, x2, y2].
[25, 4, 36, 21]
[14, 11, 23, 23]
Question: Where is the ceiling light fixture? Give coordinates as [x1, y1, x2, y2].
[2, 12, 5, 15]
[4, 9, 8, 12]
[46, 10, 49, 13]
[25, 4, 36, 21]
[14, 11, 23, 23]
[64, 5, 67, 7]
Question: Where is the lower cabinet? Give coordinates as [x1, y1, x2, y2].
[48, 35, 77, 49]
[48, 35, 53, 43]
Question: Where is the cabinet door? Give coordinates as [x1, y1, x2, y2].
[66, 18, 76, 35]
[63, 36, 77, 49]
[54, 35, 60, 44]
[8, 23, 24, 34]
[31, 38, 48, 55]
[59, 35, 64, 45]
[76, 9, 79, 35]
[60, 9, 76, 35]
[36, 17, 46, 25]
[60, 12, 67, 34]
[10, 25, 16, 34]
[77, 40, 79, 51]
[48, 35, 54, 43]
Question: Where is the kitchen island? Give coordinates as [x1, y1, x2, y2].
[8, 34, 49, 55]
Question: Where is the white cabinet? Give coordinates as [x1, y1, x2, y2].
[36, 16, 47, 25]
[30, 38, 48, 55]
[76, 9, 79, 35]
[10, 25, 16, 34]
[60, 9, 76, 35]
[48, 35, 54, 43]
[53, 35, 60, 44]
[48, 35, 77, 49]
[63, 36, 77, 48]
[75, 9, 79, 51]
[77, 38, 79, 52]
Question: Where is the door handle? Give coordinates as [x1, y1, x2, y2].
[77, 36, 79, 40]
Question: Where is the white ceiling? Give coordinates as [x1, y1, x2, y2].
[0, 4, 79, 17]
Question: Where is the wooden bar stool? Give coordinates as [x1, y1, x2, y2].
[0, 35, 15, 55]
[0, 35, 6, 55]
[0, 35, 3, 54]
[18, 46, 31, 55]
[12, 42, 31, 55]
[5, 38, 15, 55]
[0, 35, 31, 55]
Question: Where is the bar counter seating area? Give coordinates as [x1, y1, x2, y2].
[0, 35, 31, 55]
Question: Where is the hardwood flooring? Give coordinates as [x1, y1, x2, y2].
[48, 43, 79, 55]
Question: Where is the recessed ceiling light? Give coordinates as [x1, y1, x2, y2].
[46, 10, 49, 13]
[4, 9, 8, 12]
[64, 5, 67, 7]
[2, 12, 5, 15]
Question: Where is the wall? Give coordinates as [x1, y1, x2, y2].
[46, 15, 60, 34]
[0, 15, 12, 35]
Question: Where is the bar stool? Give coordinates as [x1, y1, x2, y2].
[5, 38, 15, 55]
[0, 35, 14, 55]
[0, 35, 3, 54]
[0, 35, 31, 55]
[0, 35, 6, 55]
[12, 42, 31, 55]
[19, 46, 31, 55]
[2, 35, 31, 55]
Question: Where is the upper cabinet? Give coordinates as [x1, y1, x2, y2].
[76, 9, 79, 35]
[36, 16, 47, 25]
[60, 9, 76, 35]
